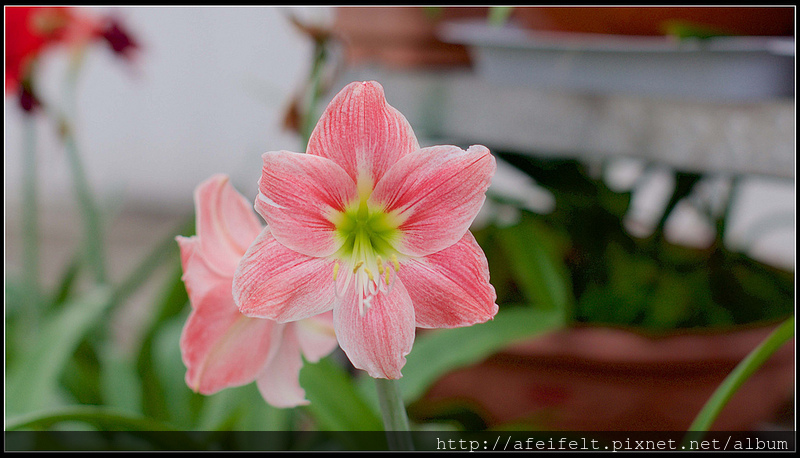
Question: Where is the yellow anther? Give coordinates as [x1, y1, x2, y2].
[333, 262, 340, 281]
[392, 254, 401, 272]
[364, 267, 374, 282]
[376, 256, 385, 274]
[352, 260, 364, 273]
[385, 268, 391, 285]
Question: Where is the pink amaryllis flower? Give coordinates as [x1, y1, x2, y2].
[177, 174, 338, 407]
[233, 81, 498, 379]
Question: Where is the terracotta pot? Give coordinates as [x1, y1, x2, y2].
[515, 7, 794, 37]
[420, 322, 795, 431]
[333, 7, 488, 68]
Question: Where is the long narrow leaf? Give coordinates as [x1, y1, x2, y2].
[6, 287, 113, 416]
[398, 306, 566, 404]
[49, 254, 83, 307]
[112, 215, 193, 306]
[99, 348, 144, 415]
[6, 405, 202, 450]
[495, 216, 573, 315]
[683, 315, 795, 444]
[300, 356, 383, 432]
[6, 405, 177, 431]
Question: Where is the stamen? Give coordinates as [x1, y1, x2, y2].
[384, 267, 391, 286]
[364, 267, 374, 282]
[392, 254, 401, 272]
[352, 260, 364, 273]
[333, 261, 340, 281]
[376, 256, 385, 275]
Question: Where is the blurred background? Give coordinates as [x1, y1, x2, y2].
[4, 6, 795, 449]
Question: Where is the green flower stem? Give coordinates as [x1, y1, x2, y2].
[61, 52, 107, 285]
[21, 113, 42, 323]
[300, 40, 328, 145]
[374, 378, 414, 451]
[61, 125, 107, 284]
[683, 316, 795, 445]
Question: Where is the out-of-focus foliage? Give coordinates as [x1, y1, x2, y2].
[491, 151, 794, 331]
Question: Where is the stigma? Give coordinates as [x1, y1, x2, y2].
[333, 254, 402, 316]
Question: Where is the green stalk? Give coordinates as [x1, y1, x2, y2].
[683, 316, 794, 445]
[300, 41, 328, 145]
[61, 127, 107, 284]
[21, 112, 42, 324]
[61, 50, 107, 285]
[374, 378, 414, 451]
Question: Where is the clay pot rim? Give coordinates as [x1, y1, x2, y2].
[501, 318, 795, 366]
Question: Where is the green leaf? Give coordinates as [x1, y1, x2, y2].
[112, 215, 193, 307]
[398, 305, 566, 404]
[684, 315, 794, 444]
[195, 388, 246, 431]
[6, 287, 113, 416]
[151, 316, 204, 429]
[100, 348, 143, 415]
[49, 254, 83, 307]
[59, 341, 103, 406]
[6, 405, 177, 431]
[136, 262, 191, 423]
[300, 356, 383, 432]
[236, 384, 293, 431]
[494, 215, 573, 314]
[662, 19, 732, 40]
[6, 405, 203, 450]
[488, 7, 514, 27]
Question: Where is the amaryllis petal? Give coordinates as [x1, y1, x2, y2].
[307, 81, 419, 188]
[233, 227, 337, 323]
[370, 144, 496, 257]
[398, 231, 498, 328]
[256, 151, 357, 257]
[255, 324, 309, 408]
[334, 278, 415, 379]
[176, 236, 228, 309]
[179, 174, 338, 408]
[180, 286, 277, 394]
[295, 312, 338, 363]
[196, 174, 263, 274]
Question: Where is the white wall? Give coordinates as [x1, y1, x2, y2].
[5, 6, 793, 271]
[5, 6, 332, 210]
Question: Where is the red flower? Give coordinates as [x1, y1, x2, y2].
[5, 6, 139, 95]
[5, 6, 73, 92]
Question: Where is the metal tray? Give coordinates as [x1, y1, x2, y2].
[438, 20, 795, 101]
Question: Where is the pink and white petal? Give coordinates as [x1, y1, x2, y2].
[255, 324, 310, 408]
[233, 227, 337, 323]
[307, 81, 419, 188]
[295, 312, 338, 363]
[195, 174, 263, 274]
[334, 278, 415, 379]
[176, 236, 229, 309]
[180, 284, 277, 395]
[256, 151, 357, 258]
[370, 144, 496, 257]
[398, 231, 498, 328]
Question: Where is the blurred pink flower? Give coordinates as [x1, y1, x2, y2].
[233, 81, 498, 379]
[177, 174, 337, 407]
